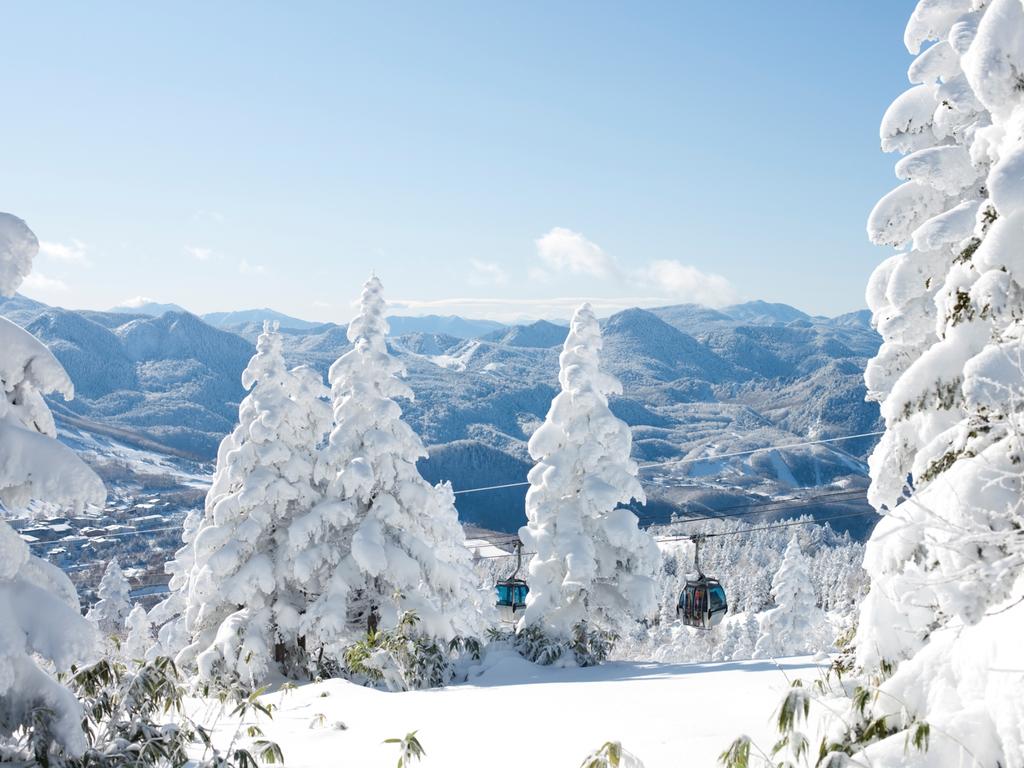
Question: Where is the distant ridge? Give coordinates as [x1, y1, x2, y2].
[386, 314, 505, 339]
[482, 319, 568, 348]
[203, 308, 323, 331]
[110, 300, 188, 316]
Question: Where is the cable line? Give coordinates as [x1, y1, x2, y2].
[469, 508, 879, 558]
[654, 509, 877, 542]
[632, 487, 867, 526]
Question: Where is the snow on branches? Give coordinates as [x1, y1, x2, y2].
[298, 277, 486, 681]
[752, 534, 825, 659]
[845, 1, 1024, 763]
[0, 213, 104, 758]
[176, 322, 330, 685]
[518, 303, 658, 662]
[87, 558, 132, 639]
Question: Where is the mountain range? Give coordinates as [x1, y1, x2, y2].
[0, 295, 882, 534]
[114, 299, 506, 339]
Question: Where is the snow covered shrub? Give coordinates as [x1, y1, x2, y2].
[87, 558, 132, 640]
[341, 611, 471, 691]
[383, 731, 426, 768]
[297, 276, 486, 678]
[512, 621, 616, 667]
[123, 605, 155, 663]
[176, 323, 330, 685]
[14, 655, 284, 768]
[518, 303, 658, 662]
[0, 212, 106, 759]
[579, 741, 646, 768]
[54, 657, 191, 767]
[719, 681, 852, 768]
[753, 535, 826, 659]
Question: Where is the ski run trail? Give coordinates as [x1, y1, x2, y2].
[191, 649, 824, 768]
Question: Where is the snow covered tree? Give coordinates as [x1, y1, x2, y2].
[176, 322, 330, 685]
[122, 605, 154, 662]
[517, 303, 658, 665]
[749, 5, 1024, 764]
[0, 212, 106, 757]
[861, 0, 1001, 667]
[87, 558, 132, 638]
[741, 611, 760, 660]
[147, 508, 201, 660]
[752, 534, 823, 659]
[295, 276, 486, 685]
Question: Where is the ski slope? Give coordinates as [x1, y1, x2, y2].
[196, 650, 825, 768]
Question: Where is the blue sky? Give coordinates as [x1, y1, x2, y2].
[3, 2, 914, 322]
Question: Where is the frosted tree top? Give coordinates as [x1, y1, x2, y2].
[0, 212, 38, 297]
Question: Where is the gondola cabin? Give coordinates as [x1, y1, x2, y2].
[495, 539, 529, 624]
[677, 576, 727, 629]
[495, 578, 529, 624]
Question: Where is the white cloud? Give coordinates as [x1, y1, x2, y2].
[635, 259, 737, 307]
[119, 296, 156, 308]
[21, 272, 69, 293]
[185, 245, 217, 261]
[535, 227, 617, 279]
[193, 209, 226, 223]
[239, 259, 267, 275]
[39, 239, 90, 266]
[530, 227, 737, 307]
[468, 259, 508, 286]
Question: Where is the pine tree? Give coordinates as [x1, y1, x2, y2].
[741, 611, 760, 660]
[122, 605, 154, 662]
[176, 322, 329, 685]
[518, 303, 658, 663]
[833, 3, 1024, 762]
[148, 508, 201, 659]
[859, 0, 999, 667]
[297, 276, 486, 679]
[859, 0, 1024, 667]
[753, 534, 823, 659]
[0, 212, 106, 757]
[87, 558, 132, 638]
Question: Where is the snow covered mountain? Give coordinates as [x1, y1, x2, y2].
[110, 299, 189, 316]
[1, 299, 251, 457]
[0, 295, 881, 534]
[202, 308, 323, 331]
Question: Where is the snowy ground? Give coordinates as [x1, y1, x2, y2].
[195, 650, 825, 768]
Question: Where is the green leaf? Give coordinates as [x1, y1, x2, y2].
[718, 735, 751, 768]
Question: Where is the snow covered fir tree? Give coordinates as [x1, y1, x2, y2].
[174, 321, 331, 684]
[752, 534, 824, 659]
[0, 213, 106, 759]
[147, 508, 200, 661]
[516, 302, 659, 665]
[857, 0, 1024, 759]
[297, 276, 487, 689]
[86, 558, 132, 639]
[721, 3, 1024, 765]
